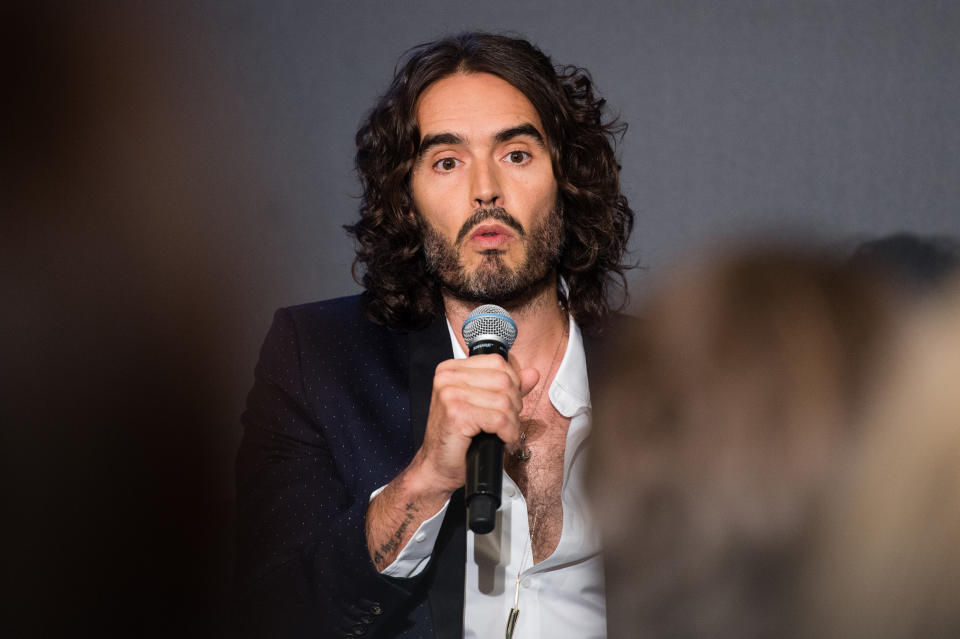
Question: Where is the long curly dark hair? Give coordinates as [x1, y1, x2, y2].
[346, 32, 634, 332]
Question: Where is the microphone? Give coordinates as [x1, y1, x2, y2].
[461, 304, 518, 534]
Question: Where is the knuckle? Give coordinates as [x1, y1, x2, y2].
[444, 400, 463, 421]
[441, 397, 463, 419]
[434, 367, 454, 385]
[494, 370, 514, 390]
[437, 386, 458, 404]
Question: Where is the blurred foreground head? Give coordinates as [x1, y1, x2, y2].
[589, 247, 900, 639]
[849, 232, 960, 299]
[805, 281, 960, 639]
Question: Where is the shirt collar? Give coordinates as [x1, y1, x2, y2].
[445, 312, 590, 418]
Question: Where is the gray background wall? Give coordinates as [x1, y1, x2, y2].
[208, 0, 959, 309]
[3, 1, 958, 635]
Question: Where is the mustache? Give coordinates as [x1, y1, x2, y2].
[455, 208, 526, 245]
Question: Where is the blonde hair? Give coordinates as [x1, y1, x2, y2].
[804, 280, 960, 639]
[589, 247, 899, 639]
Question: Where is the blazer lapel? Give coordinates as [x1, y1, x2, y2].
[408, 314, 452, 449]
[407, 315, 465, 639]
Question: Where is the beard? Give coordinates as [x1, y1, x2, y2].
[420, 204, 564, 308]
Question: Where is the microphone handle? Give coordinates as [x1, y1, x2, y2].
[465, 340, 508, 534]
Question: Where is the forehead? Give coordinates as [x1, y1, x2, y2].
[414, 72, 545, 139]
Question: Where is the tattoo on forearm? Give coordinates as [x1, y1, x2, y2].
[373, 502, 420, 569]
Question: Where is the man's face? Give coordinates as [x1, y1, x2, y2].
[410, 72, 562, 304]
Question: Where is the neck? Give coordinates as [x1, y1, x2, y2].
[443, 274, 568, 371]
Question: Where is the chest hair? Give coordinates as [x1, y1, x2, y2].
[505, 405, 571, 564]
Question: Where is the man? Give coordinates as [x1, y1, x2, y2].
[236, 32, 633, 638]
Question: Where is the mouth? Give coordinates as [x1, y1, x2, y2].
[468, 223, 515, 250]
[454, 208, 526, 245]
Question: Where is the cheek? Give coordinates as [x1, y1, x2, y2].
[518, 171, 558, 212]
[411, 168, 460, 209]
[408, 168, 428, 208]
[409, 173, 438, 220]
[411, 176, 459, 237]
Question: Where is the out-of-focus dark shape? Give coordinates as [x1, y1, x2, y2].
[588, 246, 902, 639]
[849, 232, 960, 298]
[2, 3, 255, 636]
[803, 282, 960, 639]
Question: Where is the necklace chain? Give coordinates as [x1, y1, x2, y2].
[506, 506, 540, 639]
[506, 313, 566, 637]
[516, 319, 567, 462]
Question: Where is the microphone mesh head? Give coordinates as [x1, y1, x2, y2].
[462, 304, 517, 350]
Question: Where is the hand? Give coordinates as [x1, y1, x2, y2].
[365, 353, 538, 570]
[409, 353, 540, 496]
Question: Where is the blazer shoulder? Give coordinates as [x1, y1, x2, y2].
[279, 294, 404, 342]
[285, 293, 367, 327]
[269, 294, 411, 392]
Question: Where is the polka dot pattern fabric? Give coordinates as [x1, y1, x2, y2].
[236, 295, 446, 637]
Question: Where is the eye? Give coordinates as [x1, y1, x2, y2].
[504, 150, 531, 165]
[433, 157, 461, 172]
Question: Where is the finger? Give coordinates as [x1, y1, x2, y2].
[456, 353, 522, 389]
[518, 367, 540, 396]
[431, 386, 523, 437]
[435, 384, 523, 428]
[436, 358, 522, 402]
[431, 403, 521, 447]
[466, 403, 522, 445]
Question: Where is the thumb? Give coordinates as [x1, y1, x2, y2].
[518, 367, 541, 397]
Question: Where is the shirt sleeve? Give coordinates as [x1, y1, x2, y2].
[368, 484, 452, 578]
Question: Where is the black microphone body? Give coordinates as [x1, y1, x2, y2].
[461, 305, 517, 534]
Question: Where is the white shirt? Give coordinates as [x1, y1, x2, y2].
[374, 314, 606, 638]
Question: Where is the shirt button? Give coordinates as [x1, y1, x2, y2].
[521, 577, 532, 588]
[414, 532, 426, 542]
[504, 485, 516, 498]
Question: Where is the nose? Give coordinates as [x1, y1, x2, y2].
[471, 157, 501, 208]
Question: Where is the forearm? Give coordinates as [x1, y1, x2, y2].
[365, 453, 455, 571]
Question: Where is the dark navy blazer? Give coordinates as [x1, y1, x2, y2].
[236, 294, 616, 638]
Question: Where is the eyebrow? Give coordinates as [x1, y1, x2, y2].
[417, 123, 546, 158]
[494, 124, 545, 147]
[417, 132, 464, 157]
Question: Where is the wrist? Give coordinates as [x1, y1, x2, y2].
[403, 452, 460, 505]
